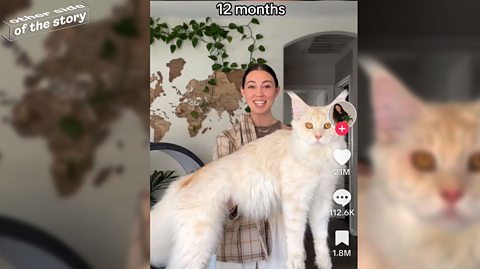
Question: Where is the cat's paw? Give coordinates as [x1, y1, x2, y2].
[286, 259, 305, 269]
[315, 257, 332, 269]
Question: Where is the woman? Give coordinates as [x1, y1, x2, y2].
[332, 103, 352, 124]
[213, 64, 289, 269]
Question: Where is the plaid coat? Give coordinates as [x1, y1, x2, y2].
[212, 114, 272, 263]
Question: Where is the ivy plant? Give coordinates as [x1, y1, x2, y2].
[150, 17, 267, 74]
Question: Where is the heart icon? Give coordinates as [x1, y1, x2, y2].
[333, 149, 351, 165]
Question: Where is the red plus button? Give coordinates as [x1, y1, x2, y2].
[335, 122, 349, 136]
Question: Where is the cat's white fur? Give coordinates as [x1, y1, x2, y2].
[150, 92, 347, 269]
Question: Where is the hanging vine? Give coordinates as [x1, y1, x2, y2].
[150, 16, 267, 76]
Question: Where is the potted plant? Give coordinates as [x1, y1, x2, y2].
[150, 170, 178, 207]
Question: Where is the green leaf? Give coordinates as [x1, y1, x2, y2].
[257, 58, 267, 64]
[231, 63, 238, 68]
[183, 22, 188, 30]
[236, 26, 244, 34]
[211, 23, 219, 34]
[208, 55, 217, 61]
[223, 61, 229, 67]
[192, 37, 199, 48]
[228, 23, 237, 29]
[220, 29, 228, 38]
[99, 39, 116, 60]
[248, 44, 254, 52]
[259, 45, 265, 52]
[206, 17, 211, 23]
[241, 34, 247, 40]
[222, 67, 232, 73]
[204, 26, 212, 37]
[208, 79, 217, 85]
[88, 90, 109, 107]
[226, 36, 233, 43]
[214, 43, 224, 49]
[59, 116, 84, 138]
[176, 39, 182, 49]
[150, 17, 154, 25]
[173, 25, 182, 32]
[245, 106, 251, 113]
[212, 63, 222, 70]
[206, 43, 213, 51]
[190, 111, 199, 118]
[203, 86, 209, 93]
[251, 18, 259, 24]
[256, 34, 263, 39]
[241, 64, 247, 69]
[170, 44, 176, 53]
[113, 17, 138, 37]
[179, 33, 187, 40]
[222, 52, 228, 58]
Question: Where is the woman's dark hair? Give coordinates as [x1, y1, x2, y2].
[241, 63, 279, 88]
[333, 103, 349, 123]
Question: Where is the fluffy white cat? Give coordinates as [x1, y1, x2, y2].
[150, 91, 348, 269]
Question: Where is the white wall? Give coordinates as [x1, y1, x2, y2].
[151, 1, 357, 164]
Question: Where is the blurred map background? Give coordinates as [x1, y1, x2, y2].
[0, 0, 149, 268]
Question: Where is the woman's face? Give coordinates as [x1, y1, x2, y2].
[241, 70, 279, 116]
[335, 105, 342, 113]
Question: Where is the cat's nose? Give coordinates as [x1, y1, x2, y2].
[315, 134, 322, 140]
[441, 188, 464, 205]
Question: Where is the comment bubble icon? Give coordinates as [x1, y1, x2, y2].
[333, 189, 351, 207]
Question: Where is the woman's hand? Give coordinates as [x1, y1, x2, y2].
[227, 198, 239, 220]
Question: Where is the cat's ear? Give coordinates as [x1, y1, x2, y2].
[360, 57, 425, 144]
[287, 91, 309, 120]
[327, 90, 349, 110]
[331, 90, 349, 105]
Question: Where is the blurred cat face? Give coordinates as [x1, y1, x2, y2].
[378, 106, 480, 230]
[369, 68, 480, 230]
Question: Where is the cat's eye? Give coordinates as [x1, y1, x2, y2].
[305, 122, 313, 129]
[324, 123, 331, 129]
[411, 150, 436, 172]
[468, 152, 480, 172]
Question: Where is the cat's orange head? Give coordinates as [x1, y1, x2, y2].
[364, 59, 480, 230]
[287, 91, 347, 146]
